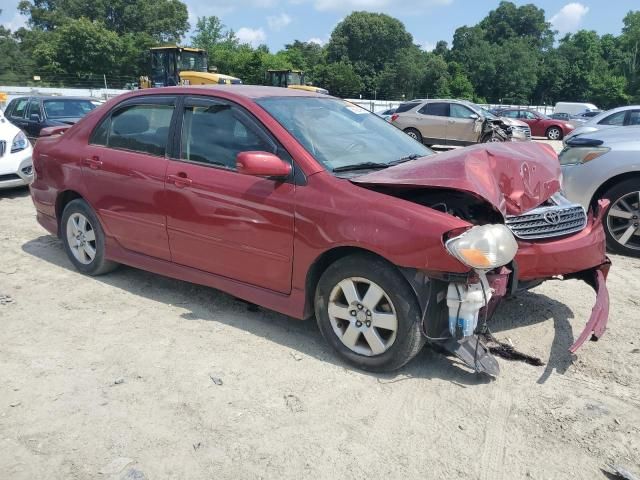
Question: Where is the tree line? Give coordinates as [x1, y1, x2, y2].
[1, 1, 639, 108]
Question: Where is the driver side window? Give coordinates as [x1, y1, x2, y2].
[180, 103, 275, 170]
[449, 104, 474, 119]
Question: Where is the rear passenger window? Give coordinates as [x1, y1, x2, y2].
[627, 110, 640, 126]
[95, 104, 174, 156]
[599, 111, 625, 126]
[180, 103, 273, 169]
[27, 99, 41, 118]
[11, 98, 28, 119]
[419, 103, 449, 117]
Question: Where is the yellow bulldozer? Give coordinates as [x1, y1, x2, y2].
[265, 70, 328, 94]
[139, 46, 242, 88]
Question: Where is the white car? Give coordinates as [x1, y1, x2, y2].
[563, 105, 640, 144]
[0, 108, 33, 189]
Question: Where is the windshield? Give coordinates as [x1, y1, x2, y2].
[43, 99, 96, 118]
[256, 97, 434, 172]
[179, 51, 208, 72]
[477, 106, 498, 120]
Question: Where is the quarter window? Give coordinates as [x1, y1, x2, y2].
[180, 103, 273, 170]
[599, 111, 625, 126]
[419, 103, 449, 116]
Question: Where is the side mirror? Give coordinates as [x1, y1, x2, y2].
[469, 113, 479, 120]
[30, 113, 41, 122]
[236, 151, 291, 179]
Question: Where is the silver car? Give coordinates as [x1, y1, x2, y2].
[564, 105, 640, 143]
[560, 126, 640, 256]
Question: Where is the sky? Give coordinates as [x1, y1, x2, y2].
[1, 0, 638, 51]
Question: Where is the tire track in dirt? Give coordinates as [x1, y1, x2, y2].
[478, 387, 512, 480]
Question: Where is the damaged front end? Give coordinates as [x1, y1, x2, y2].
[353, 143, 611, 377]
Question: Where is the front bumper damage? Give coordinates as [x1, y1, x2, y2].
[422, 200, 611, 377]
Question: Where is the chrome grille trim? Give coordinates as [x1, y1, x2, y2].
[505, 195, 587, 240]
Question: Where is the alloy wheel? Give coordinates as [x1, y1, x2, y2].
[607, 191, 640, 251]
[66, 212, 97, 264]
[547, 127, 561, 140]
[327, 277, 398, 356]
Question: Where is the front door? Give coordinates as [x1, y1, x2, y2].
[81, 97, 176, 260]
[446, 103, 480, 144]
[165, 97, 295, 294]
[24, 98, 43, 140]
[414, 102, 449, 144]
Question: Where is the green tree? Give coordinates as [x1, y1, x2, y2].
[314, 62, 363, 98]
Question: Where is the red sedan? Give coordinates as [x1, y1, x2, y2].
[30, 86, 609, 375]
[497, 108, 575, 140]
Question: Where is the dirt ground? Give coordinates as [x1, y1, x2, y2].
[1, 186, 639, 480]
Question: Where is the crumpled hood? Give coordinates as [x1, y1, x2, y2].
[351, 142, 561, 216]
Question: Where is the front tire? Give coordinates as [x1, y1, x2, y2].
[314, 254, 425, 372]
[61, 199, 118, 275]
[602, 179, 640, 257]
[546, 126, 562, 140]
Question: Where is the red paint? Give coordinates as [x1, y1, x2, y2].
[569, 265, 610, 353]
[353, 142, 562, 216]
[30, 86, 609, 338]
[497, 109, 575, 138]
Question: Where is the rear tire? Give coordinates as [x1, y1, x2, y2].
[61, 199, 118, 275]
[403, 128, 423, 144]
[601, 179, 640, 257]
[546, 126, 562, 140]
[314, 253, 425, 372]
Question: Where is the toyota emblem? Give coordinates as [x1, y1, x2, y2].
[543, 211, 561, 225]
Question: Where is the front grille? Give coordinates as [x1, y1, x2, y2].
[0, 141, 5, 157]
[512, 126, 531, 139]
[0, 173, 20, 182]
[505, 197, 587, 240]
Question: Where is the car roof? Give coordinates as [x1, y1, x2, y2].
[129, 85, 326, 100]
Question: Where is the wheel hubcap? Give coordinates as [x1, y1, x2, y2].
[66, 212, 97, 264]
[327, 277, 398, 356]
[607, 191, 640, 251]
[549, 129, 560, 139]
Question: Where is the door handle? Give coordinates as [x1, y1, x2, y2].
[167, 173, 192, 188]
[82, 157, 103, 169]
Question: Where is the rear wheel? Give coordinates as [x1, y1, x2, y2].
[314, 254, 425, 372]
[403, 128, 423, 144]
[546, 126, 562, 140]
[602, 179, 640, 257]
[61, 199, 118, 275]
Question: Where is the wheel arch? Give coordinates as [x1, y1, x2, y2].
[590, 171, 640, 209]
[55, 190, 85, 236]
[304, 246, 424, 318]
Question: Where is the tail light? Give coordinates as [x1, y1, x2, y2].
[391, 114, 399, 122]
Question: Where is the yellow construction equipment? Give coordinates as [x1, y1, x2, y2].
[139, 46, 242, 88]
[265, 70, 328, 94]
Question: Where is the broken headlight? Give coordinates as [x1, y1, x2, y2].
[445, 224, 518, 270]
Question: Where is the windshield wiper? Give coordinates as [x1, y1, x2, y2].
[388, 153, 422, 165]
[332, 162, 389, 173]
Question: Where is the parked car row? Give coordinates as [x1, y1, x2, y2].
[493, 107, 574, 140]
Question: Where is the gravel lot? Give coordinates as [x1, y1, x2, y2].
[1, 183, 639, 480]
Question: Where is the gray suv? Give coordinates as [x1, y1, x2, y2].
[391, 99, 530, 146]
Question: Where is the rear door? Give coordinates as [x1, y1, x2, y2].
[81, 96, 176, 260]
[165, 96, 296, 294]
[415, 102, 449, 143]
[446, 103, 479, 144]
